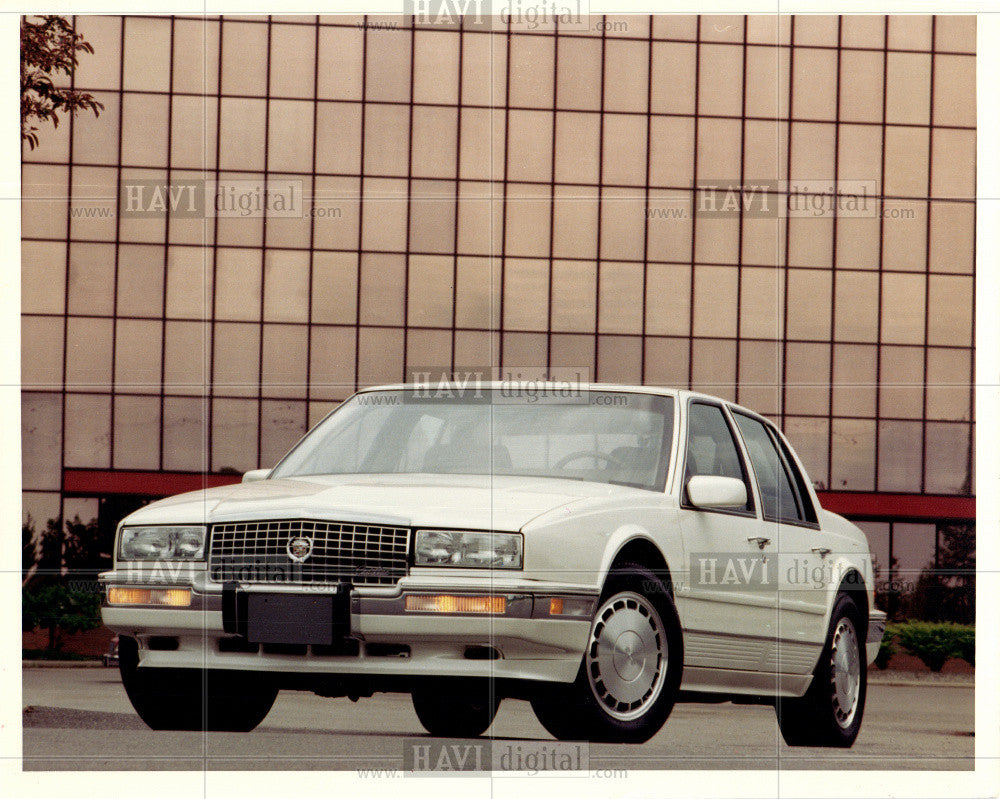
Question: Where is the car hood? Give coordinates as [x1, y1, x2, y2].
[122, 473, 647, 532]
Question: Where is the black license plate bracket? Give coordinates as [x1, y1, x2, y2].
[224, 587, 350, 646]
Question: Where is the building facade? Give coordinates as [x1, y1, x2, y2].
[21, 14, 976, 582]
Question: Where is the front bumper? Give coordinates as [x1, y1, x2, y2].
[99, 570, 597, 684]
[865, 608, 887, 665]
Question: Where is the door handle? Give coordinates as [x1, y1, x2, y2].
[811, 547, 832, 558]
[747, 536, 771, 550]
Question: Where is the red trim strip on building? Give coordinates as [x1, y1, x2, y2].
[63, 469, 241, 497]
[815, 491, 975, 522]
[62, 469, 975, 522]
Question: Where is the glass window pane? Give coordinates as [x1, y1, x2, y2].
[173, 19, 220, 95]
[317, 26, 363, 100]
[699, 43, 743, 117]
[66, 317, 113, 387]
[412, 106, 459, 179]
[117, 244, 165, 318]
[68, 243, 116, 317]
[407, 255, 454, 328]
[599, 188, 645, 261]
[881, 273, 926, 345]
[73, 90, 119, 165]
[877, 420, 923, 492]
[75, 16, 122, 90]
[310, 326, 356, 399]
[268, 100, 315, 173]
[163, 397, 207, 472]
[503, 259, 548, 332]
[691, 339, 736, 401]
[597, 335, 642, 385]
[879, 345, 925, 419]
[360, 178, 408, 251]
[507, 110, 551, 183]
[933, 55, 975, 127]
[784, 342, 830, 417]
[925, 347, 972, 421]
[651, 42, 696, 115]
[359, 253, 405, 326]
[552, 185, 599, 259]
[786, 269, 832, 340]
[649, 116, 694, 187]
[261, 400, 307, 467]
[413, 30, 459, 104]
[406, 329, 452, 373]
[738, 340, 781, 417]
[644, 337, 689, 389]
[211, 398, 258, 472]
[311, 251, 358, 325]
[170, 96, 218, 171]
[830, 418, 875, 491]
[365, 28, 411, 102]
[841, 15, 884, 48]
[115, 319, 163, 391]
[22, 164, 68, 240]
[733, 413, 804, 522]
[121, 93, 169, 166]
[215, 248, 262, 321]
[692, 265, 737, 338]
[455, 256, 499, 329]
[64, 394, 111, 468]
[218, 98, 267, 172]
[221, 21, 268, 96]
[924, 423, 972, 494]
[892, 523, 936, 581]
[551, 260, 596, 333]
[598, 262, 643, 335]
[509, 35, 554, 108]
[313, 176, 360, 251]
[269, 23, 316, 98]
[166, 246, 212, 320]
[834, 271, 878, 343]
[929, 201, 974, 274]
[164, 320, 210, 395]
[22, 393, 62, 490]
[646, 264, 691, 337]
[262, 325, 308, 398]
[684, 402, 751, 511]
[832, 344, 877, 418]
[22, 317, 63, 390]
[113, 395, 160, 469]
[783, 417, 829, 490]
[409, 180, 456, 253]
[604, 39, 648, 113]
[122, 16, 171, 92]
[886, 52, 931, 125]
[263, 250, 310, 323]
[505, 184, 551, 258]
[213, 322, 260, 398]
[357, 326, 404, 386]
[927, 275, 973, 346]
[602, 114, 647, 187]
[22, 241, 66, 315]
[550, 333, 595, 374]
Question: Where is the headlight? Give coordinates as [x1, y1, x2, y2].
[118, 526, 206, 561]
[414, 530, 523, 569]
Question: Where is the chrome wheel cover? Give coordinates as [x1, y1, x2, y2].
[585, 591, 667, 721]
[829, 616, 862, 729]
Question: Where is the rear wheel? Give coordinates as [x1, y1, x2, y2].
[411, 681, 500, 737]
[118, 637, 278, 731]
[775, 593, 867, 747]
[531, 563, 682, 743]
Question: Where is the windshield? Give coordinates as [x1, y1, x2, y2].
[271, 390, 675, 491]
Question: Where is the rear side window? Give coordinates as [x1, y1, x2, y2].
[733, 413, 817, 525]
[683, 402, 753, 513]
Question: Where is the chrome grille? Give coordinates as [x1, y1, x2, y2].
[208, 520, 410, 586]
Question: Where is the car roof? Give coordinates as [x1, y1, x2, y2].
[355, 382, 765, 417]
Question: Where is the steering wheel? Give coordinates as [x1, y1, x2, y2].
[554, 450, 626, 471]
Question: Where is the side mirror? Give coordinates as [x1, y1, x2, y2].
[686, 475, 747, 509]
[242, 468, 271, 484]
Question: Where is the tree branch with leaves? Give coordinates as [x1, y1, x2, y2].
[21, 15, 104, 150]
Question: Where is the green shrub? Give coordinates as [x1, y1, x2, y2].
[874, 629, 898, 670]
[22, 583, 101, 652]
[894, 621, 974, 672]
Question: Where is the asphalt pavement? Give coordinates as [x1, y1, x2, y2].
[21, 666, 975, 771]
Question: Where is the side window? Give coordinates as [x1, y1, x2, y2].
[684, 402, 752, 513]
[733, 413, 817, 525]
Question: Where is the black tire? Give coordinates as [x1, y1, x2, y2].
[531, 562, 682, 744]
[411, 680, 500, 737]
[775, 593, 867, 747]
[118, 637, 278, 732]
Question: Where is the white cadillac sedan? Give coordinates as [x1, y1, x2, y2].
[100, 384, 885, 747]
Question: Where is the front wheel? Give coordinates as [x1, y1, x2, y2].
[775, 593, 867, 747]
[531, 563, 682, 744]
[412, 682, 500, 737]
[118, 637, 278, 731]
